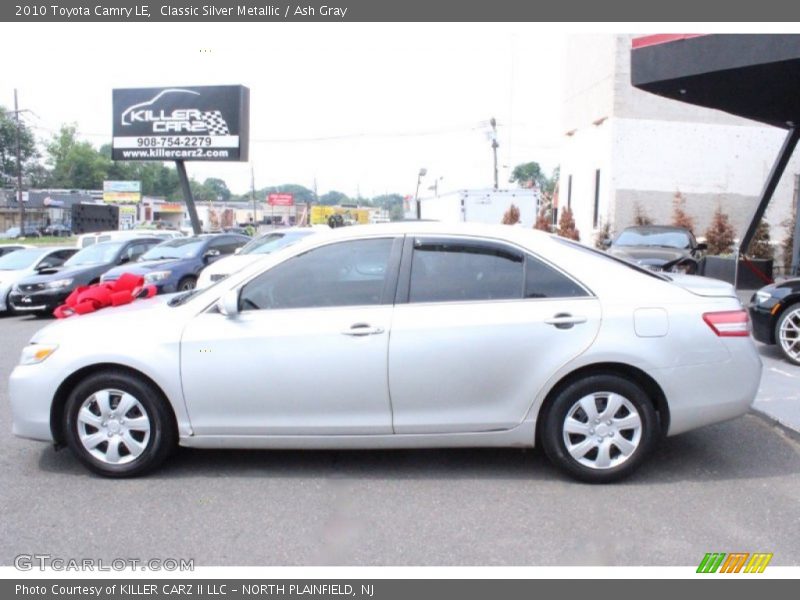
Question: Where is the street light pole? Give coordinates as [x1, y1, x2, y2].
[490, 117, 499, 191]
[14, 89, 24, 232]
[415, 168, 427, 220]
[250, 164, 257, 225]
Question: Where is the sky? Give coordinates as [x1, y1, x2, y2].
[0, 23, 567, 198]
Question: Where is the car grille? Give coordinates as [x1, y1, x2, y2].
[17, 283, 46, 293]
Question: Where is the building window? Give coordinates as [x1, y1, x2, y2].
[593, 169, 601, 228]
[567, 175, 573, 210]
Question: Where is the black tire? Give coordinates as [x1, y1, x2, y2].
[774, 303, 800, 366]
[63, 370, 176, 477]
[540, 374, 658, 483]
[177, 276, 197, 292]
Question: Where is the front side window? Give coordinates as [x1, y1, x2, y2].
[239, 238, 394, 311]
[409, 240, 524, 303]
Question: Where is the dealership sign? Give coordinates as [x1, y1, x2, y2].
[103, 180, 141, 204]
[268, 193, 294, 206]
[112, 85, 250, 161]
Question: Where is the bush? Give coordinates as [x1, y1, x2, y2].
[671, 191, 695, 233]
[782, 213, 796, 273]
[633, 203, 653, 226]
[556, 207, 580, 241]
[501, 203, 520, 225]
[747, 219, 774, 260]
[704, 205, 736, 256]
[594, 220, 611, 249]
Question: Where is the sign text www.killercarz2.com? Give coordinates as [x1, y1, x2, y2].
[16, 584, 373, 596]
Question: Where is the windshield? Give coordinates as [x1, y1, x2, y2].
[0, 248, 48, 270]
[141, 238, 205, 261]
[241, 232, 312, 255]
[614, 229, 692, 249]
[65, 241, 125, 266]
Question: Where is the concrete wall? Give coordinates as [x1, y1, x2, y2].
[561, 33, 800, 246]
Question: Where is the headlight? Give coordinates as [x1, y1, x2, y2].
[19, 344, 58, 366]
[45, 278, 73, 289]
[755, 290, 772, 304]
[144, 270, 172, 283]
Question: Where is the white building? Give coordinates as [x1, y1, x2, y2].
[414, 189, 540, 227]
[560, 34, 800, 243]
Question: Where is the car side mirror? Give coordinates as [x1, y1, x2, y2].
[602, 238, 612, 249]
[234, 247, 242, 255]
[695, 242, 708, 252]
[118, 256, 130, 265]
[217, 289, 240, 317]
[204, 248, 221, 264]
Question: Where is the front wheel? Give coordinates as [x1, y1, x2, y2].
[775, 304, 800, 366]
[540, 374, 658, 483]
[177, 276, 197, 292]
[63, 370, 176, 477]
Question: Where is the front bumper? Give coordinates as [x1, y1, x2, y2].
[9, 362, 62, 442]
[748, 299, 780, 345]
[8, 289, 70, 314]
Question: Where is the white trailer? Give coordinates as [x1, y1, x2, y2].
[415, 189, 540, 227]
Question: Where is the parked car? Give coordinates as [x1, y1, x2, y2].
[76, 229, 183, 249]
[101, 234, 249, 293]
[0, 244, 28, 258]
[0, 225, 41, 239]
[0, 247, 78, 313]
[8, 238, 162, 315]
[42, 223, 72, 237]
[197, 228, 318, 288]
[606, 225, 706, 274]
[9, 223, 761, 481]
[748, 278, 800, 365]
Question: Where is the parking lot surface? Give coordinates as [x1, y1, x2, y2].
[1, 313, 799, 566]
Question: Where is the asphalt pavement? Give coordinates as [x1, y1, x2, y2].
[1, 313, 799, 566]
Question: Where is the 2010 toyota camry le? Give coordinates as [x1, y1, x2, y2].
[9, 222, 762, 483]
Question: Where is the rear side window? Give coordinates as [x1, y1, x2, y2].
[525, 256, 588, 299]
[409, 240, 524, 302]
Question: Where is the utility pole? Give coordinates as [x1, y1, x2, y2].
[14, 89, 24, 231]
[490, 117, 499, 191]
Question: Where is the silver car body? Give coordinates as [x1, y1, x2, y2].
[10, 223, 762, 450]
[0, 247, 74, 312]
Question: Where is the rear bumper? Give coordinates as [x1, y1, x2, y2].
[657, 339, 762, 435]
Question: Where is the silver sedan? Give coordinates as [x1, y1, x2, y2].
[9, 222, 762, 482]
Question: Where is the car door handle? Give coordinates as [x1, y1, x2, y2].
[341, 323, 385, 336]
[544, 313, 587, 329]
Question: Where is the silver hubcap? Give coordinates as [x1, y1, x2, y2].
[778, 308, 800, 362]
[562, 392, 642, 470]
[77, 389, 151, 465]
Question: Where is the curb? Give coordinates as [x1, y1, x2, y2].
[749, 407, 800, 443]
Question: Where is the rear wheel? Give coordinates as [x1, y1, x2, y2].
[63, 370, 176, 477]
[541, 374, 658, 483]
[775, 304, 800, 366]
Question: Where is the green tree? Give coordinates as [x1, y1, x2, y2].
[46, 124, 111, 189]
[0, 106, 39, 187]
[203, 177, 231, 201]
[509, 161, 546, 189]
[319, 190, 350, 206]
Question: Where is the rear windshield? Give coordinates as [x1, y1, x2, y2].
[554, 237, 670, 281]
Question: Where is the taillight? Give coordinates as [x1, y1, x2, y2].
[703, 310, 751, 337]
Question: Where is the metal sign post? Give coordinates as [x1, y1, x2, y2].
[176, 160, 202, 234]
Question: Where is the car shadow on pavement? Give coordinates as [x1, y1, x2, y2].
[36, 415, 800, 484]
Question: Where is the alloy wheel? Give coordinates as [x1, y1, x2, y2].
[778, 307, 800, 363]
